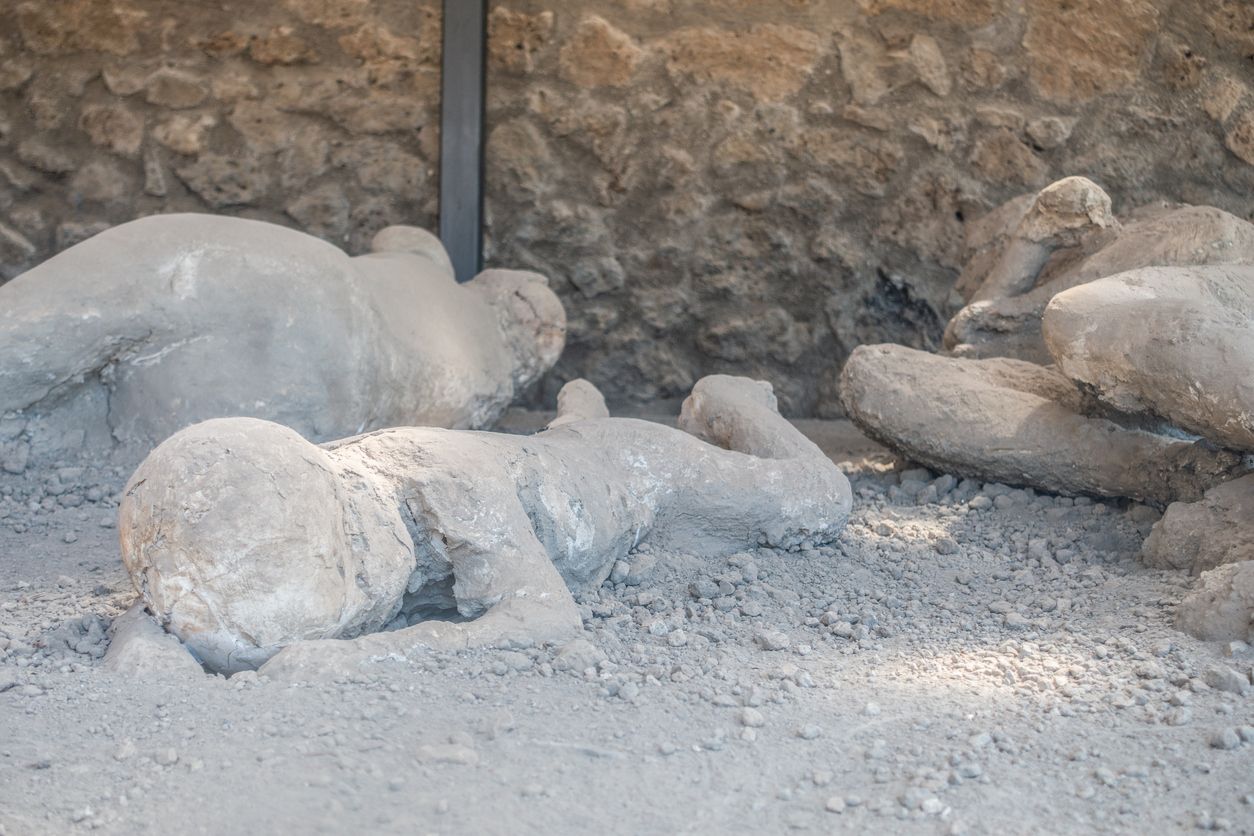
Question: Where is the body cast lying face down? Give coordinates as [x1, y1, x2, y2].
[118, 376, 853, 677]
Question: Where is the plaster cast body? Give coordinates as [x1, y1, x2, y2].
[118, 376, 853, 676]
[1044, 265, 1254, 452]
[0, 214, 565, 465]
[946, 178, 1254, 364]
[839, 343, 1246, 505]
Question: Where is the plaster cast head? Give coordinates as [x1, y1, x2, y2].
[1020, 176, 1117, 246]
[469, 268, 567, 384]
[119, 418, 409, 673]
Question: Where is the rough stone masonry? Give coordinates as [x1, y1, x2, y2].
[2, 0, 1254, 414]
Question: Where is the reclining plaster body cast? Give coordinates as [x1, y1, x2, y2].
[118, 376, 853, 676]
[0, 215, 564, 465]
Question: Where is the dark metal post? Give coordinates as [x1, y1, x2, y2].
[439, 0, 487, 283]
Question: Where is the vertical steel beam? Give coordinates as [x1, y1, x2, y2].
[439, 0, 487, 283]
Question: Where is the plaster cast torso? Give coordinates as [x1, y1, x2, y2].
[340, 416, 849, 619]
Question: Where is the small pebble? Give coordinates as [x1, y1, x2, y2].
[1203, 666, 1250, 696]
[753, 630, 790, 652]
[1210, 728, 1241, 751]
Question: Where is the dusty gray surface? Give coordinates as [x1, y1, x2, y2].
[2, 415, 1253, 834]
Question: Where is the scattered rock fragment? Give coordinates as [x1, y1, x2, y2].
[1203, 665, 1251, 697]
[753, 629, 791, 651]
[1144, 474, 1254, 576]
[1176, 562, 1254, 644]
[1211, 728, 1242, 750]
[102, 603, 203, 678]
[553, 637, 607, 673]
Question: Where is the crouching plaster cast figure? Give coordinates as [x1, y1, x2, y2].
[945, 177, 1254, 364]
[0, 215, 565, 467]
[116, 376, 853, 677]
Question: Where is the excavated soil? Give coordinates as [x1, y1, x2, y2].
[1, 414, 1252, 835]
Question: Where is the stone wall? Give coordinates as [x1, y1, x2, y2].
[0, 0, 441, 272]
[484, 0, 1254, 414]
[3, 0, 1254, 416]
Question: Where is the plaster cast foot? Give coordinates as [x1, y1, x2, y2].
[547, 379, 610, 429]
[679, 374, 820, 460]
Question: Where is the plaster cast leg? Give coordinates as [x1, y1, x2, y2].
[840, 343, 1248, 505]
[679, 375, 819, 460]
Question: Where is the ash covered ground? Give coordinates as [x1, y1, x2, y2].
[0, 417, 1251, 835]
